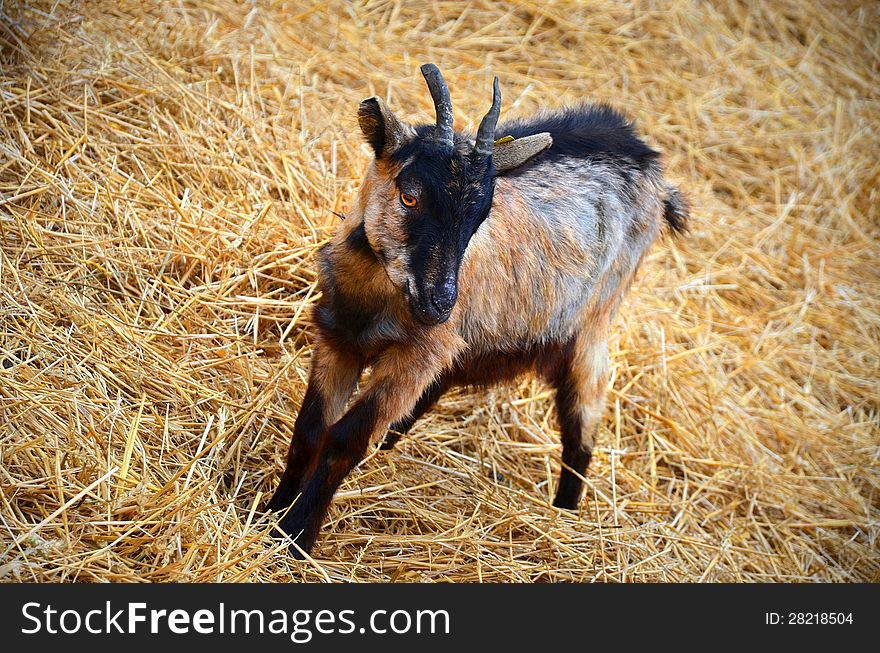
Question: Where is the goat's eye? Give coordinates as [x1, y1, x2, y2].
[399, 192, 417, 208]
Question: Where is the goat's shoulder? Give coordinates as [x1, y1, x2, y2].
[313, 220, 409, 351]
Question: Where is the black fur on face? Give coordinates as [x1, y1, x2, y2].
[389, 127, 495, 326]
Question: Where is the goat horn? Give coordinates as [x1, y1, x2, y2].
[473, 76, 501, 158]
[420, 63, 454, 147]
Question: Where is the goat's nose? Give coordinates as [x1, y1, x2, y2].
[430, 277, 457, 315]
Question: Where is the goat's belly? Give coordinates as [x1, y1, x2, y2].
[447, 339, 574, 387]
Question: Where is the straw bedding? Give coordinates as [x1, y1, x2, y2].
[1, 0, 877, 582]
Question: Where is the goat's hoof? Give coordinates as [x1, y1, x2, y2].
[552, 496, 580, 511]
[271, 517, 314, 560]
[379, 433, 401, 450]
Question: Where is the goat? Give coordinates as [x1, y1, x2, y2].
[267, 63, 688, 557]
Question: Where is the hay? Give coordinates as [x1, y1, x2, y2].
[0, 0, 877, 583]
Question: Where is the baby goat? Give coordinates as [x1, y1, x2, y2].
[267, 63, 688, 556]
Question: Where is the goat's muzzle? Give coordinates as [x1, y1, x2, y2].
[405, 276, 457, 326]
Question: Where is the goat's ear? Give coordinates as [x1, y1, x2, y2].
[493, 132, 553, 174]
[358, 97, 411, 158]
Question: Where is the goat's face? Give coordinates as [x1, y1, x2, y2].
[354, 65, 550, 326]
[358, 132, 494, 325]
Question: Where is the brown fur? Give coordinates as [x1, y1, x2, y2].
[269, 84, 685, 556]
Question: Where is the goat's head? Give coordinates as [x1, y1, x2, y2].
[354, 63, 551, 326]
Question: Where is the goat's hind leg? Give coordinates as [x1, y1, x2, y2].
[551, 335, 609, 510]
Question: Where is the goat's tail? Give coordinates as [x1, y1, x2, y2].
[662, 184, 690, 237]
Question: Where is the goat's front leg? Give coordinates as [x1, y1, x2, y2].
[379, 375, 451, 450]
[267, 340, 362, 514]
[276, 337, 460, 557]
